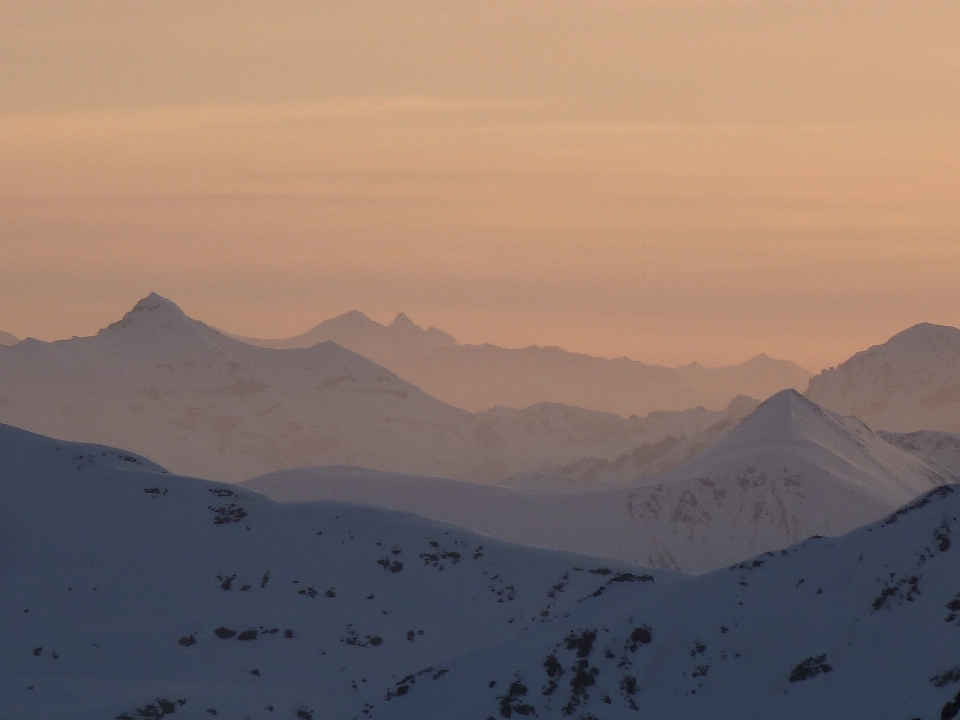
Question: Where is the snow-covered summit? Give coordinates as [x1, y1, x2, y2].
[807, 321, 960, 432]
[246, 392, 952, 573]
[1, 295, 742, 484]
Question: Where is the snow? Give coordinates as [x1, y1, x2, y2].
[0, 421, 662, 719]
[245, 390, 953, 574]
[0, 295, 759, 484]
[3, 421, 958, 719]
[807, 322, 960, 433]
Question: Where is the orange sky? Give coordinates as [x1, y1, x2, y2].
[1, 1, 959, 372]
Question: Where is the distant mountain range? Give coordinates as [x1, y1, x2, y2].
[3, 421, 958, 719]
[0, 294, 752, 483]
[228, 311, 812, 416]
[245, 390, 954, 573]
[807, 322, 960, 433]
[0, 330, 18, 346]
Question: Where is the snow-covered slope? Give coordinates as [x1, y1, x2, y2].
[369, 483, 960, 719]
[0, 294, 742, 483]
[0, 422, 660, 719]
[246, 391, 952, 573]
[229, 310, 811, 415]
[0, 329, 18, 346]
[5, 422, 959, 719]
[879, 429, 960, 480]
[503, 394, 759, 491]
[807, 322, 960, 432]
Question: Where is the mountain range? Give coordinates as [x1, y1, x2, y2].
[0, 294, 752, 483]
[245, 390, 954, 573]
[2, 421, 958, 719]
[0, 330, 18, 346]
[228, 310, 812, 416]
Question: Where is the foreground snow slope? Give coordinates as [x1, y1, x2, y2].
[0, 422, 659, 719]
[371, 483, 960, 720]
[246, 391, 953, 573]
[229, 309, 811, 415]
[807, 322, 960, 432]
[0, 294, 748, 483]
[4, 423, 959, 719]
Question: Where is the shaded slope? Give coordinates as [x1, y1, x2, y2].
[0, 423, 659, 719]
[370, 483, 960, 719]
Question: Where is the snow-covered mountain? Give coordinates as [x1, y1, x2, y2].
[807, 322, 960, 432]
[0, 294, 747, 483]
[0, 422, 660, 719]
[229, 310, 811, 415]
[4, 422, 959, 719]
[0, 329, 18, 346]
[369, 482, 960, 720]
[245, 390, 952, 573]
[503, 394, 760, 491]
[879, 429, 960, 480]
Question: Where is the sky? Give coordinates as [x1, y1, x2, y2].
[1, 1, 958, 372]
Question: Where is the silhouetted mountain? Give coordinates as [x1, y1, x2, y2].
[229, 311, 811, 415]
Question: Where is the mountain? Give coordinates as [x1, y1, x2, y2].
[878, 429, 960, 479]
[229, 311, 811, 415]
[807, 322, 960, 432]
[245, 391, 953, 573]
[0, 293, 749, 483]
[0, 329, 18, 346]
[368, 482, 960, 720]
[503, 394, 760, 492]
[0, 422, 660, 719]
[5, 422, 959, 719]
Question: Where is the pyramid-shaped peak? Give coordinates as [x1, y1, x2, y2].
[389, 312, 421, 333]
[104, 293, 193, 333]
[727, 389, 833, 442]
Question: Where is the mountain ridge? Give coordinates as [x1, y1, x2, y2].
[226, 309, 811, 415]
[807, 321, 960, 433]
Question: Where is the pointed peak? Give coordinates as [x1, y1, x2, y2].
[756, 388, 815, 413]
[389, 312, 421, 333]
[104, 293, 191, 333]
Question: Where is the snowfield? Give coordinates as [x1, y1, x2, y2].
[2, 422, 959, 719]
[245, 390, 955, 574]
[807, 322, 960, 433]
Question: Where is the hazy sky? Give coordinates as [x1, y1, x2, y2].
[2, 1, 958, 371]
